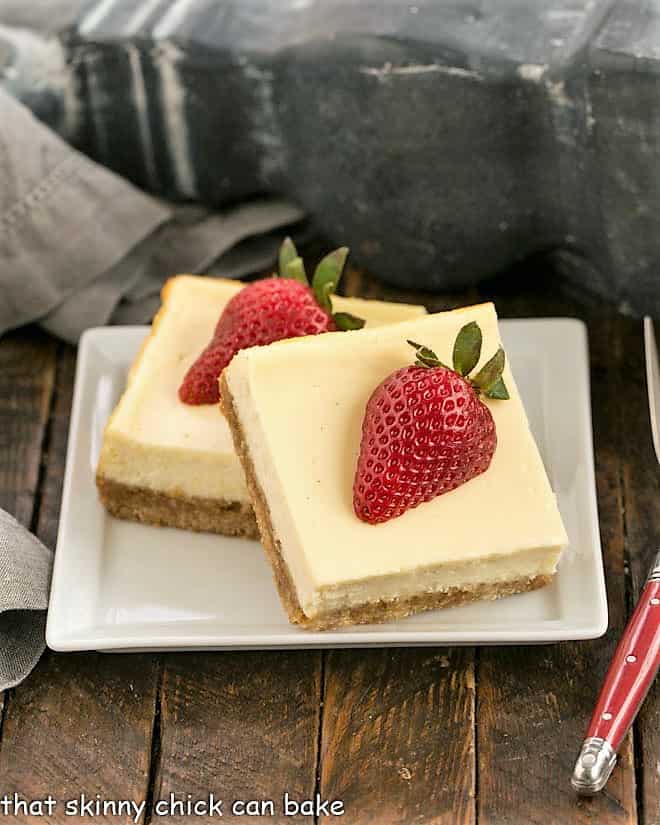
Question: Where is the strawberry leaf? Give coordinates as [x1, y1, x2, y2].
[278, 237, 299, 278]
[407, 340, 449, 369]
[334, 312, 365, 330]
[317, 281, 335, 313]
[284, 256, 308, 285]
[472, 347, 505, 392]
[485, 376, 510, 400]
[312, 247, 349, 312]
[452, 321, 482, 376]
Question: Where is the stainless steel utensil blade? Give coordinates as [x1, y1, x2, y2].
[644, 317, 660, 466]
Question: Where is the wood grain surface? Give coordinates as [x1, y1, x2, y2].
[0, 343, 161, 824]
[0, 264, 658, 825]
[319, 647, 476, 824]
[151, 651, 321, 823]
[0, 328, 56, 526]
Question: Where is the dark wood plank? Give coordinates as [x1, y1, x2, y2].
[635, 681, 660, 825]
[0, 328, 56, 526]
[151, 651, 321, 824]
[319, 648, 476, 825]
[33, 344, 77, 549]
[0, 652, 161, 824]
[0, 344, 161, 825]
[634, 633, 660, 825]
[476, 318, 637, 824]
[617, 320, 660, 825]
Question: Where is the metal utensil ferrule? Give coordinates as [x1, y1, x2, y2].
[648, 549, 660, 583]
[571, 737, 617, 794]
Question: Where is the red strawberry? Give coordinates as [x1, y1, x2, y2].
[179, 239, 363, 405]
[353, 323, 510, 524]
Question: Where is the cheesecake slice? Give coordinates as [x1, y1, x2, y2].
[96, 275, 426, 537]
[220, 302, 568, 628]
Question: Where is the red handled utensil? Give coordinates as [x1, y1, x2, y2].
[571, 553, 660, 792]
[571, 318, 660, 794]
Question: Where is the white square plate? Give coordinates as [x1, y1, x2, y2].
[47, 319, 607, 651]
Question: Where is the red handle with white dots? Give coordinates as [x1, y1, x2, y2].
[586, 576, 660, 748]
[572, 550, 660, 794]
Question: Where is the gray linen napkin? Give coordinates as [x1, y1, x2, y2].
[0, 86, 169, 336]
[0, 87, 305, 687]
[40, 199, 305, 342]
[0, 510, 52, 690]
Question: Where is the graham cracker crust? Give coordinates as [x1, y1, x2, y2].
[96, 475, 259, 539]
[220, 374, 552, 631]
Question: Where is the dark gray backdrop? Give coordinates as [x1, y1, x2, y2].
[1, 0, 658, 314]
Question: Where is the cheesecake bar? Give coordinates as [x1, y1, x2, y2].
[220, 302, 568, 628]
[96, 275, 426, 537]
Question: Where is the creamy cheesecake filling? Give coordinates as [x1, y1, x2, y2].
[307, 546, 562, 617]
[99, 278, 245, 500]
[225, 303, 568, 620]
[98, 276, 427, 503]
[98, 431, 248, 501]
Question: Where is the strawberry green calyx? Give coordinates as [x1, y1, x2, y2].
[278, 237, 302, 279]
[334, 312, 365, 331]
[284, 256, 308, 284]
[278, 238, 310, 285]
[452, 321, 482, 376]
[276, 239, 364, 329]
[312, 247, 349, 311]
[484, 376, 509, 400]
[407, 322, 510, 400]
[471, 347, 506, 395]
[407, 339, 449, 370]
[313, 246, 365, 330]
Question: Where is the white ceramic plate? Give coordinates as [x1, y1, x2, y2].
[47, 319, 607, 652]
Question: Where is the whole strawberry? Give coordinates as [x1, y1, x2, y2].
[353, 323, 510, 524]
[179, 239, 363, 404]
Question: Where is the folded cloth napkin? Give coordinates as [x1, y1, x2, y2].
[0, 87, 305, 687]
[39, 199, 306, 342]
[0, 510, 52, 690]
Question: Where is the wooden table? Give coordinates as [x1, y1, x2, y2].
[0, 263, 658, 825]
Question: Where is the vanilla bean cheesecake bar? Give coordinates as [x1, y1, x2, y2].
[96, 275, 426, 536]
[220, 302, 568, 628]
